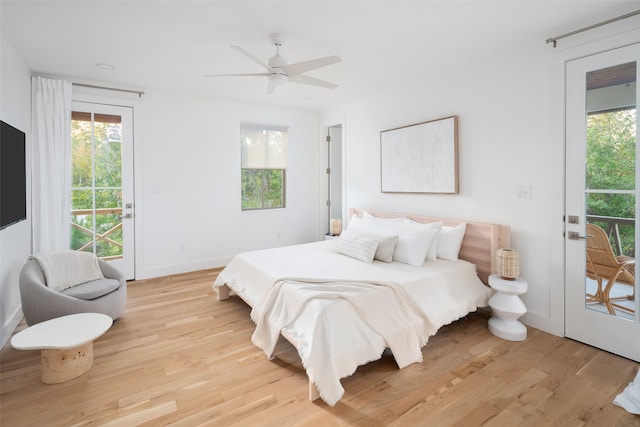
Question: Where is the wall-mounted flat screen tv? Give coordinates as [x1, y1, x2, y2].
[1, 120, 27, 230]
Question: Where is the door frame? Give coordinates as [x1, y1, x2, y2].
[549, 28, 640, 339]
[72, 88, 142, 280]
[320, 116, 347, 238]
[564, 43, 639, 361]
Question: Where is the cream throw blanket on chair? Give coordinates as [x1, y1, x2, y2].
[250, 278, 436, 406]
[31, 251, 104, 292]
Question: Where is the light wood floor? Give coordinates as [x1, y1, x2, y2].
[1, 268, 639, 426]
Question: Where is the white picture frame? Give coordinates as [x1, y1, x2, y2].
[380, 115, 458, 194]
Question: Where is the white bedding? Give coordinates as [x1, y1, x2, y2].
[213, 239, 493, 405]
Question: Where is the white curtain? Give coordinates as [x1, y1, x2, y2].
[31, 76, 72, 253]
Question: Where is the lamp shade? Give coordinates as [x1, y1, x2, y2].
[330, 218, 342, 236]
[496, 248, 520, 280]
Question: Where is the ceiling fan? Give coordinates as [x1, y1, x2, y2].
[206, 33, 342, 94]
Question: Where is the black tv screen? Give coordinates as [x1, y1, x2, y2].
[1, 120, 27, 230]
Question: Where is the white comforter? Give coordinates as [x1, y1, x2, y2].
[213, 240, 492, 405]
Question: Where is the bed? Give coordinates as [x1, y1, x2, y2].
[213, 208, 510, 406]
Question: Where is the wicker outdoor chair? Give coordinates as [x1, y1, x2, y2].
[585, 223, 635, 315]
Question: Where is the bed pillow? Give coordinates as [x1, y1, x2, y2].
[347, 214, 371, 231]
[335, 232, 379, 264]
[391, 227, 439, 266]
[437, 223, 467, 261]
[363, 211, 409, 223]
[396, 219, 443, 261]
[371, 233, 399, 262]
[347, 215, 392, 237]
[425, 222, 442, 261]
[342, 229, 398, 262]
[348, 216, 441, 266]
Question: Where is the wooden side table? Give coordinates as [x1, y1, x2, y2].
[488, 274, 527, 341]
[11, 313, 112, 384]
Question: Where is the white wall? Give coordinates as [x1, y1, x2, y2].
[323, 24, 640, 336]
[0, 37, 323, 343]
[0, 34, 32, 348]
[323, 40, 553, 329]
[135, 91, 322, 279]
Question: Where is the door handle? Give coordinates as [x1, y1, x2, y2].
[567, 231, 593, 240]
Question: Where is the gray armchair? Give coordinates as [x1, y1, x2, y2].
[19, 257, 127, 326]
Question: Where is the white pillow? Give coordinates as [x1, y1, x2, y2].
[342, 229, 398, 262]
[425, 222, 442, 261]
[371, 234, 399, 262]
[437, 223, 467, 261]
[391, 227, 439, 266]
[363, 211, 408, 223]
[349, 216, 441, 266]
[397, 220, 443, 261]
[335, 232, 379, 263]
[347, 214, 368, 231]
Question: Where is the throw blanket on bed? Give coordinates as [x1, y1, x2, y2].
[614, 368, 640, 414]
[250, 278, 437, 406]
[30, 251, 104, 292]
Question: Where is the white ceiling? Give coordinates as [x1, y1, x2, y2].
[1, 1, 638, 112]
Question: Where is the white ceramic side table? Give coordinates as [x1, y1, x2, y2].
[11, 313, 112, 384]
[488, 274, 527, 341]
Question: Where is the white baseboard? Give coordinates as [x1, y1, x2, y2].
[520, 310, 562, 337]
[1, 306, 23, 350]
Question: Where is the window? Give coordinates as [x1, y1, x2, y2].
[586, 107, 636, 256]
[241, 123, 288, 210]
[71, 111, 124, 258]
[584, 62, 637, 258]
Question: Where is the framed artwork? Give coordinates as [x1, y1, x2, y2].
[380, 115, 458, 194]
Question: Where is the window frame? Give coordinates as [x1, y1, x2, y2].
[240, 123, 288, 211]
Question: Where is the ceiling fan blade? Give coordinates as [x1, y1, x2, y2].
[281, 56, 342, 77]
[288, 74, 338, 89]
[204, 73, 269, 77]
[231, 45, 278, 73]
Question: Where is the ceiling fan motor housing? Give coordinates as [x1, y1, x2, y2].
[268, 73, 288, 85]
[269, 52, 287, 68]
[268, 50, 288, 84]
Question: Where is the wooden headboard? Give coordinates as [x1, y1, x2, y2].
[349, 208, 511, 285]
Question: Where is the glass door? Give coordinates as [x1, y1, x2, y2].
[565, 43, 640, 361]
[70, 102, 134, 279]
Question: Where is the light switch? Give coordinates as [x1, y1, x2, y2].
[516, 185, 532, 199]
